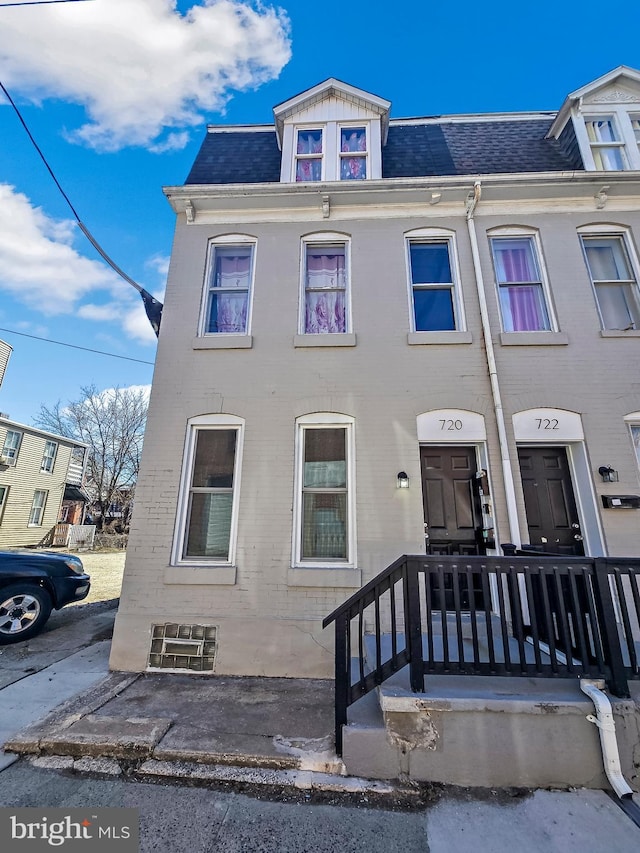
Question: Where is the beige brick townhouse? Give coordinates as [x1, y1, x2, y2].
[111, 66, 640, 678]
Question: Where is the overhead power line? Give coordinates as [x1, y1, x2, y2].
[0, 326, 155, 365]
[0, 1, 95, 9]
[0, 79, 163, 336]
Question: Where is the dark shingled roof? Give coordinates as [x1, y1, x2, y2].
[185, 131, 281, 184]
[185, 117, 583, 185]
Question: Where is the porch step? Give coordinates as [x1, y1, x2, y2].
[341, 663, 640, 790]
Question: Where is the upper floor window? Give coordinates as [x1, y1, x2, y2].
[301, 236, 350, 334]
[407, 238, 461, 332]
[290, 123, 373, 182]
[580, 233, 640, 330]
[489, 234, 552, 332]
[632, 115, 640, 154]
[339, 127, 367, 180]
[41, 440, 57, 474]
[201, 238, 255, 336]
[1, 430, 21, 465]
[295, 128, 323, 182]
[585, 117, 626, 170]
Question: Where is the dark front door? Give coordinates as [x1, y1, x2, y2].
[517, 446, 584, 556]
[421, 446, 483, 556]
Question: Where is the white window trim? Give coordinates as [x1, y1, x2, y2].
[28, 489, 48, 527]
[299, 232, 352, 335]
[404, 227, 467, 333]
[623, 412, 640, 476]
[337, 122, 370, 182]
[487, 226, 558, 333]
[573, 105, 640, 171]
[2, 429, 22, 465]
[198, 234, 257, 338]
[171, 414, 244, 567]
[292, 413, 357, 569]
[577, 224, 640, 331]
[41, 440, 58, 474]
[0, 485, 8, 523]
[282, 120, 379, 182]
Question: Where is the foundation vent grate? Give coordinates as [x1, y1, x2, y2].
[148, 623, 217, 672]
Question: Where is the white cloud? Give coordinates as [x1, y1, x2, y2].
[0, 0, 291, 151]
[0, 183, 159, 344]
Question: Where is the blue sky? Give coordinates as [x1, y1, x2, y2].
[0, 0, 638, 425]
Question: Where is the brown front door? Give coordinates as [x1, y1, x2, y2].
[421, 446, 484, 556]
[517, 446, 584, 556]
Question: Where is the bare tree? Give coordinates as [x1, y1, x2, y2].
[35, 384, 149, 531]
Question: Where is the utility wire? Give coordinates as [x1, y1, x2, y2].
[0, 2, 95, 10]
[0, 80, 163, 335]
[0, 326, 155, 365]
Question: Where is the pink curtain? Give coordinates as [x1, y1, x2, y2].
[305, 291, 346, 333]
[305, 250, 346, 333]
[505, 286, 544, 332]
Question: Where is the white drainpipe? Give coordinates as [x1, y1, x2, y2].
[580, 679, 634, 799]
[465, 181, 521, 546]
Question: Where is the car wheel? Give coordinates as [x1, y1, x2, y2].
[0, 584, 52, 644]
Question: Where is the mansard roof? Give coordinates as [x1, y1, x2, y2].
[184, 114, 580, 185]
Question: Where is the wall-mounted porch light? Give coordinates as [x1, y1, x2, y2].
[598, 465, 619, 483]
[397, 471, 410, 489]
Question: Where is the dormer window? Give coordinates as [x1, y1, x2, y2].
[295, 129, 323, 182]
[585, 117, 626, 170]
[340, 127, 367, 180]
[546, 67, 640, 172]
[275, 79, 389, 184]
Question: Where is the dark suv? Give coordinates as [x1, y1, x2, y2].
[0, 550, 91, 644]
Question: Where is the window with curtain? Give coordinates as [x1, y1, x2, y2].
[204, 244, 253, 334]
[408, 241, 457, 331]
[339, 127, 367, 180]
[29, 490, 47, 526]
[183, 428, 238, 560]
[303, 244, 348, 333]
[300, 427, 349, 561]
[41, 440, 57, 473]
[295, 128, 323, 182]
[581, 235, 640, 330]
[490, 236, 551, 332]
[585, 117, 626, 170]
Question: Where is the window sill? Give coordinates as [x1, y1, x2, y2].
[164, 565, 237, 585]
[407, 331, 472, 345]
[600, 329, 640, 338]
[193, 335, 253, 350]
[499, 332, 569, 346]
[288, 566, 362, 588]
[294, 333, 357, 348]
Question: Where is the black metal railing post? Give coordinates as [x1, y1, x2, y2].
[593, 559, 630, 698]
[404, 558, 424, 692]
[333, 613, 350, 755]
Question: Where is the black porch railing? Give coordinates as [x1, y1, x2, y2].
[323, 555, 640, 755]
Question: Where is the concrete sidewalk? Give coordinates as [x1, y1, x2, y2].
[5, 668, 400, 797]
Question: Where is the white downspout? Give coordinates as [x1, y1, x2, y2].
[465, 181, 521, 546]
[580, 679, 635, 799]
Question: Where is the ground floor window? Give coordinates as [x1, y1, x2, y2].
[174, 415, 244, 564]
[28, 490, 48, 526]
[294, 414, 355, 567]
[0, 485, 7, 523]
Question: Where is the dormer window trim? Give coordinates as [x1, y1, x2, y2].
[575, 105, 640, 171]
[283, 120, 380, 183]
